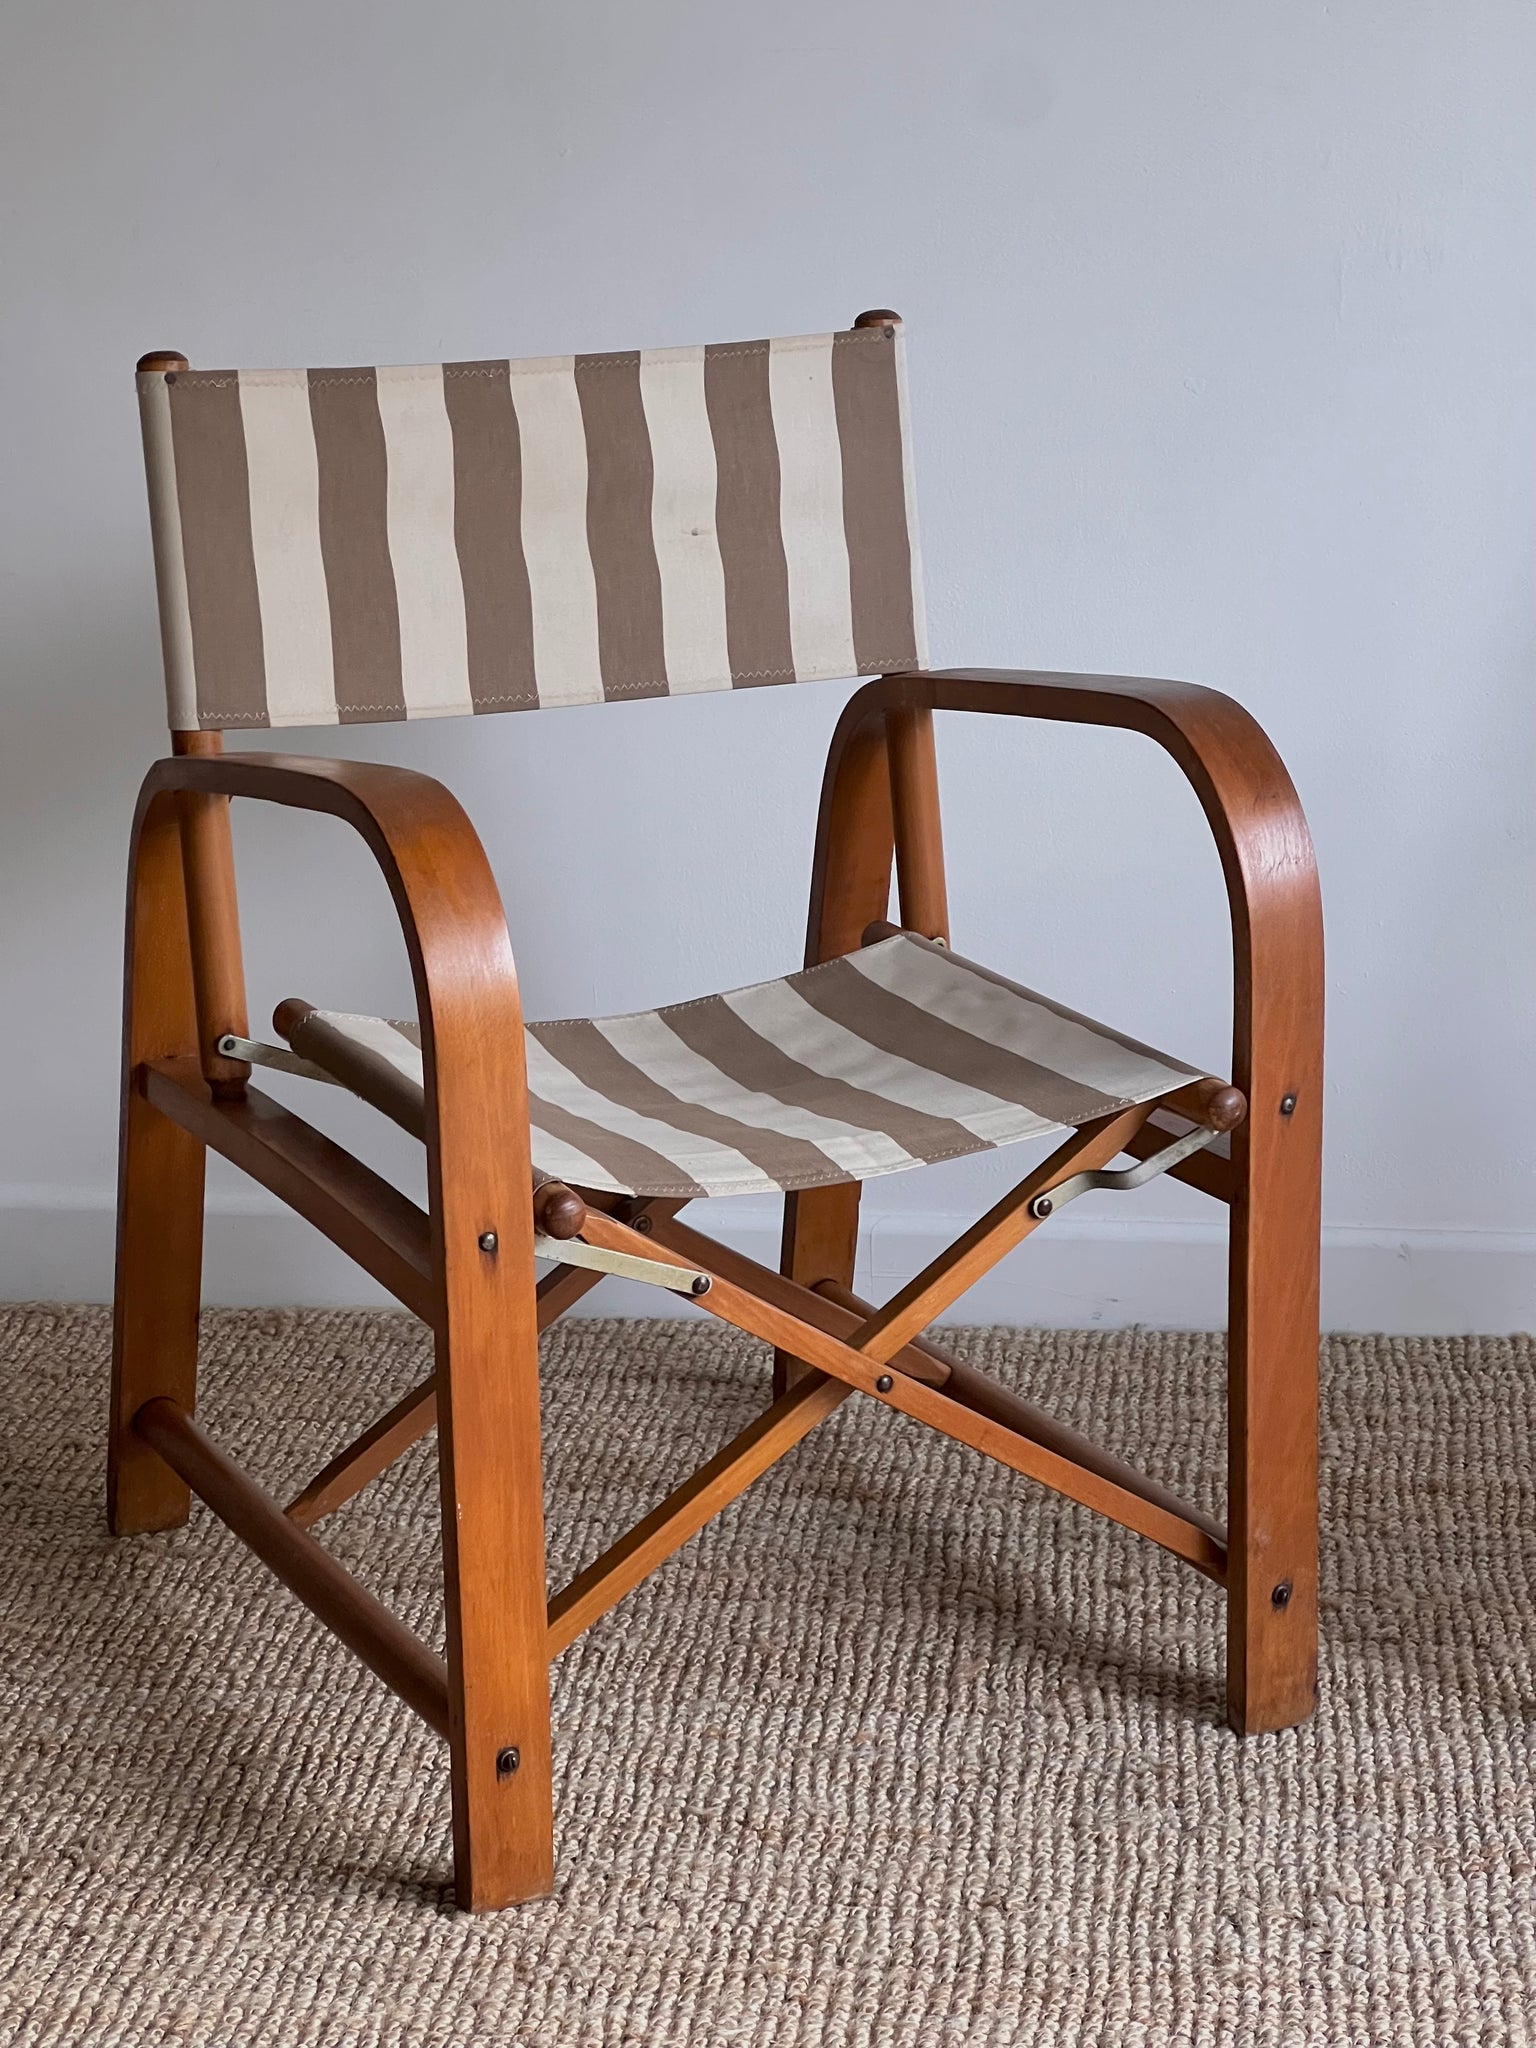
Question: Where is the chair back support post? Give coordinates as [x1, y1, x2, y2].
[775, 690, 897, 1389]
[885, 703, 950, 944]
[171, 728, 251, 1099]
[141, 345, 252, 1100]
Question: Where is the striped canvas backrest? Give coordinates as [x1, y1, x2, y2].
[137, 322, 927, 731]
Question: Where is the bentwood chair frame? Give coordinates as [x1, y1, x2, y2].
[112, 313, 1322, 1910]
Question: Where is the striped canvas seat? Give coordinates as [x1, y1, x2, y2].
[281, 934, 1201, 1202]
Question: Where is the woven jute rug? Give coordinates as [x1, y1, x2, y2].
[2, 1306, 1533, 2045]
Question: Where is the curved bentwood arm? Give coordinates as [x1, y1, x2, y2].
[797, 669, 1323, 1735]
[112, 751, 553, 1909]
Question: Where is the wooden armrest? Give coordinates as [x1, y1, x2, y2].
[813, 670, 1323, 1138]
[137, 750, 520, 1062]
[892, 668, 1316, 923]
[130, 749, 539, 1284]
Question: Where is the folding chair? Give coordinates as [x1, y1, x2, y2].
[113, 312, 1323, 1910]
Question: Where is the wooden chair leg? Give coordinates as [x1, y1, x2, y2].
[435, 1221, 554, 1909]
[109, 790, 206, 1536]
[775, 1184, 861, 1396]
[775, 703, 898, 1396]
[1224, 1085, 1321, 1734]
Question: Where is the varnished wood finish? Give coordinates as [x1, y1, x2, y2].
[172, 730, 251, 1099]
[272, 994, 428, 1138]
[286, 1375, 439, 1530]
[824, 669, 1322, 1730]
[120, 315, 1320, 1906]
[815, 1280, 1227, 1548]
[109, 788, 205, 1535]
[653, 1225, 1224, 1549]
[284, 1255, 616, 1531]
[581, 1208, 1226, 1580]
[653, 1216, 949, 1384]
[534, 1180, 587, 1240]
[114, 661, 1315, 1910]
[128, 751, 555, 1909]
[885, 705, 950, 942]
[775, 708, 895, 1393]
[144, 1059, 436, 1321]
[547, 1371, 851, 1657]
[1162, 1077, 1246, 1133]
[271, 995, 314, 1041]
[853, 1106, 1152, 1364]
[135, 1398, 450, 1735]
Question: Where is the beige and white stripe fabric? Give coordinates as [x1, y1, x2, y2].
[277, 935, 1201, 1202]
[137, 325, 926, 731]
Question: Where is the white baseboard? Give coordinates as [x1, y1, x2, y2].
[3, 1187, 1532, 1334]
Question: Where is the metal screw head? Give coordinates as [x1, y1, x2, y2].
[633, 1214, 653, 1235]
[477, 1230, 498, 1254]
[495, 1745, 521, 1778]
[1271, 1579, 1293, 1609]
[690, 1274, 711, 1297]
[875, 1374, 894, 1394]
[1031, 1195, 1053, 1219]
[1279, 1093, 1298, 1117]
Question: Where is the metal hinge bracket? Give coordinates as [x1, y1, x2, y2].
[1029, 1122, 1222, 1221]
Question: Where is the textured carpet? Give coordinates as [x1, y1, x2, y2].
[2, 1307, 1534, 2046]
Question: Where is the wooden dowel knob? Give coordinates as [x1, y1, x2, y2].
[1164, 1077, 1247, 1133]
[272, 997, 316, 1044]
[534, 1179, 587, 1240]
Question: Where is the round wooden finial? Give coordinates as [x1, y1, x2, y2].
[1195, 1080, 1247, 1133]
[272, 997, 316, 1046]
[853, 309, 902, 332]
[137, 350, 189, 375]
[534, 1180, 587, 1241]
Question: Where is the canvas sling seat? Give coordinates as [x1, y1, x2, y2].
[112, 310, 1324, 1913]
[271, 933, 1205, 1201]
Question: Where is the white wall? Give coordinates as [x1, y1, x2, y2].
[2, 2, 1533, 1330]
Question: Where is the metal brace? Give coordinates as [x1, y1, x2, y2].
[220, 1038, 709, 1293]
[1028, 1121, 1222, 1221]
[221, 1035, 709, 1295]
[217, 1033, 341, 1086]
[534, 1235, 712, 1297]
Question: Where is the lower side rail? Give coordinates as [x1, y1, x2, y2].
[135, 1397, 451, 1738]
